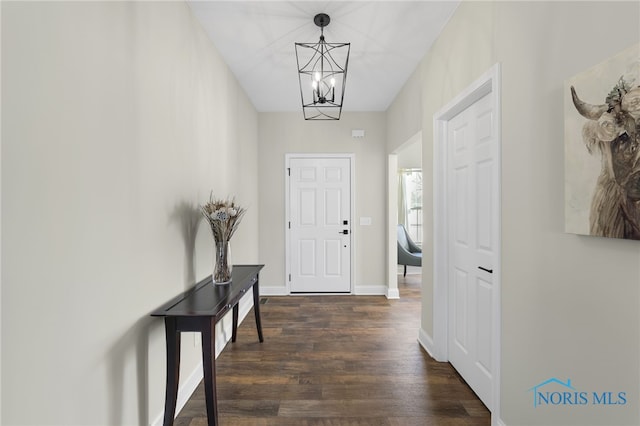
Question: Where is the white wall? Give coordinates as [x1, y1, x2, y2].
[258, 112, 387, 294]
[1, 2, 259, 425]
[4, 1, 639, 425]
[418, 0, 495, 345]
[386, 1, 640, 425]
[386, 64, 422, 153]
[397, 139, 422, 170]
[495, 3, 639, 424]
[0, 2, 4, 420]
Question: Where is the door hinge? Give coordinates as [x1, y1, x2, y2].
[287, 167, 290, 176]
[288, 274, 291, 281]
[288, 221, 291, 229]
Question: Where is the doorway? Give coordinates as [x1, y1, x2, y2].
[387, 132, 422, 299]
[285, 154, 354, 293]
[432, 64, 501, 418]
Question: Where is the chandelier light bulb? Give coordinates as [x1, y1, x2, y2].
[331, 78, 336, 87]
[315, 72, 321, 82]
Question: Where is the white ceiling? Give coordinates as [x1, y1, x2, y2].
[187, 1, 460, 112]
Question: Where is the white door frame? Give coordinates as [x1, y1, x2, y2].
[387, 153, 399, 299]
[432, 63, 501, 423]
[285, 153, 355, 295]
[386, 131, 422, 300]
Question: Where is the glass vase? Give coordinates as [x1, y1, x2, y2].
[213, 240, 232, 284]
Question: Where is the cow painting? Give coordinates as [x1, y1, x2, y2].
[570, 80, 640, 240]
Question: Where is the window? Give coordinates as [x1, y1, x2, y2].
[399, 169, 422, 246]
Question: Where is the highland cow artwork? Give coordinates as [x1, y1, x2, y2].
[565, 44, 640, 240]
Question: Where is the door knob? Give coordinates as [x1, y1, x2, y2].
[478, 266, 493, 274]
[339, 230, 349, 235]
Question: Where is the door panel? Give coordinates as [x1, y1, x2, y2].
[454, 167, 469, 245]
[324, 239, 342, 275]
[300, 189, 316, 225]
[298, 239, 315, 276]
[453, 268, 469, 353]
[476, 160, 493, 250]
[289, 157, 351, 293]
[325, 189, 341, 225]
[447, 92, 495, 408]
[476, 278, 492, 373]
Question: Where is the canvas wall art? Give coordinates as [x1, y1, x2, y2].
[565, 44, 640, 240]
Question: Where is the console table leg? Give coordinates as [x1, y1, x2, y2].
[232, 304, 239, 342]
[201, 317, 218, 426]
[163, 317, 181, 426]
[252, 280, 264, 343]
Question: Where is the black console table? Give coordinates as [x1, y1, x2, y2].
[151, 264, 265, 426]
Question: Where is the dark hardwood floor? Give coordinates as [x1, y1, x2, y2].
[174, 274, 490, 425]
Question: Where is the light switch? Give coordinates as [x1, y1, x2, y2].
[359, 217, 372, 226]
[352, 129, 365, 138]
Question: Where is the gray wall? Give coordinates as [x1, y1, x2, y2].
[497, 3, 639, 424]
[386, 64, 423, 153]
[4, 1, 640, 425]
[386, 1, 640, 424]
[2, 2, 259, 424]
[258, 112, 387, 294]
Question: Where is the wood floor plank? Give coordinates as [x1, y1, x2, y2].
[174, 275, 490, 425]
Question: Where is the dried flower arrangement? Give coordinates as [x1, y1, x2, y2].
[200, 194, 246, 243]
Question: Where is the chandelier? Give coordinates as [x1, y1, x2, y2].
[295, 13, 350, 120]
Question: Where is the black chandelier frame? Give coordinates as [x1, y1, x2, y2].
[295, 13, 350, 120]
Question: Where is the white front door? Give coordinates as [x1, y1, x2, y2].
[288, 156, 351, 293]
[447, 91, 496, 408]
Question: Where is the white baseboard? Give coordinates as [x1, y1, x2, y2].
[261, 285, 391, 297]
[418, 328, 438, 360]
[150, 364, 204, 426]
[259, 286, 288, 296]
[419, 328, 505, 426]
[150, 293, 254, 426]
[173, 363, 203, 424]
[353, 285, 386, 295]
[385, 287, 400, 299]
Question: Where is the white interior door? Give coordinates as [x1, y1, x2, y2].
[447, 92, 496, 408]
[288, 157, 351, 293]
